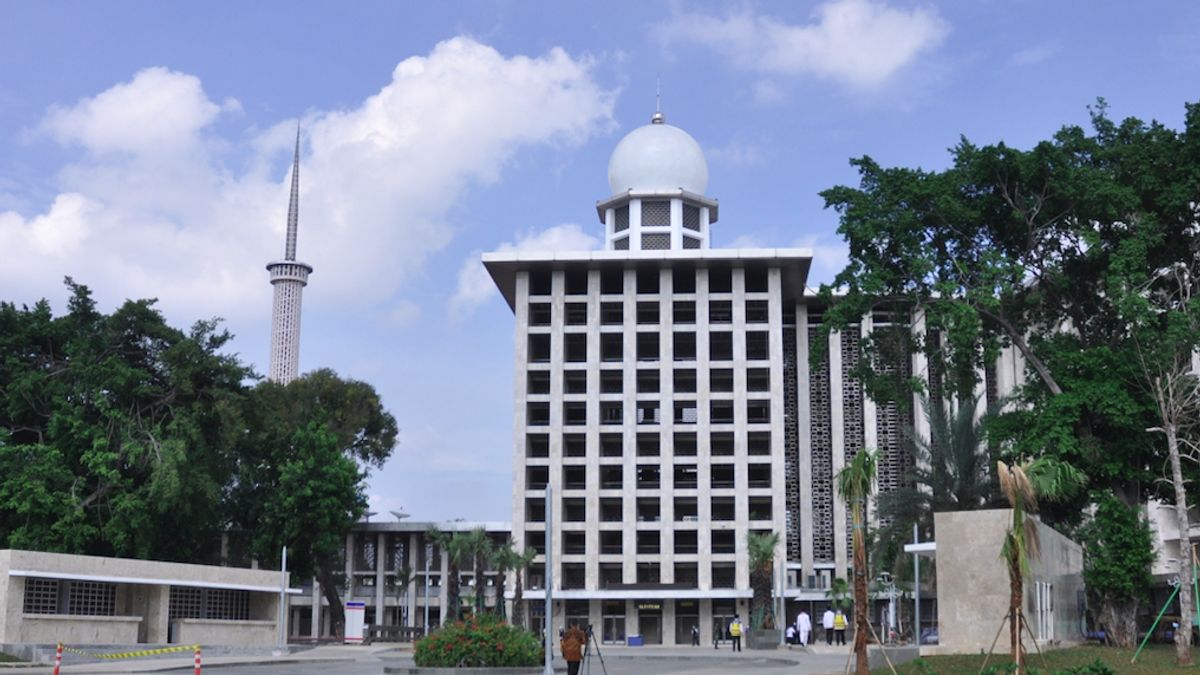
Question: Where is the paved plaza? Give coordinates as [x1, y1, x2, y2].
[32, 643, 861, 675]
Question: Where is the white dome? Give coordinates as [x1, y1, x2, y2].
[607, 120, 708, 196]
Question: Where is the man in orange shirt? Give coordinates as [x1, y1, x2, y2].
[560, 623, 587, 675]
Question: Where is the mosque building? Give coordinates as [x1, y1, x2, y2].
[483, 109, 1020, 645]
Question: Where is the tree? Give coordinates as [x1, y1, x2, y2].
[1117, 258, 1200, 664]
[816, 100, 1200, 517]
[0, 279, 249, 559]
[393, 565, 414, 626]
[230, 369, 398, 637]
[462, 528, 494, 617]
[427, 528, 474, 624]
[997, 458, 1085, 672]
[255, 422, 366, 635]
[491, 539, 532, 622]
[747, 531, 780, 630]
[508, 547, 538, 629]
[875, 395, 1000, 570]
[1077, 493, 1155, 648]
[837, 449, 877, 675]
[825, 577, 851, 611]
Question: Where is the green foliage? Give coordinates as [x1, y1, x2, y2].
[229, 369, 397, 576]
[1078, 493, 1155, 603]
[0, 280, 397, 638]
[818, 99, 1200, 517]
[254, 422, 366, 578]
[413, 614, 543, 668]
[876, 396, 1000, 571]
[0, 279, 249, 560]
[746, 531, 780, 629]
[826, 576, 850, 610]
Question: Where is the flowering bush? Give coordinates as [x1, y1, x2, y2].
[413, 614, 543, 667]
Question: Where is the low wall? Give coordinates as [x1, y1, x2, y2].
[17, 614, 141, 644]
[173, 619, 276, 646]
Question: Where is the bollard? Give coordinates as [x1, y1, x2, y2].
[53, 643, 63, 675]
[193, 644, 202, 675]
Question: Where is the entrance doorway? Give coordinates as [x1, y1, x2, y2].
[675, 600, 699, 644]
[637, 602, 662, 645]
[602, 600, 626, 644]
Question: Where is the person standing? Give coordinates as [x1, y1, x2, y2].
[691, 625, 700, 646]
[822, 607, 835, 645]
[729, 614, 744, 652]
[833, 610, 848, 646]
[560, 623, 587, 675]
[797, 609, 812, 646]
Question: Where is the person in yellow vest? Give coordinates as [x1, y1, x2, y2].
[728, 614, 744, 652]
[833, 609, 848, 646]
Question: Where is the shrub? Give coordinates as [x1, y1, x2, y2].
[413, 614, 543, 667]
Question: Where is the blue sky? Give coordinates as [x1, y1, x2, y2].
[1, 1, 1197, 522]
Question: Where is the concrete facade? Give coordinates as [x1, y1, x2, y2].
[0, 549, 286, 646]
[288, 521, 511, 639]
[479, 111, 1007, 647]
[929, 510, 1084, 655]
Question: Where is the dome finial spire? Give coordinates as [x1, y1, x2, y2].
[651, 77, 664, 124]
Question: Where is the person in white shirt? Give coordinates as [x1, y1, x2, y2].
[822, 608, 836, 645]
[796, 610, 812, 646]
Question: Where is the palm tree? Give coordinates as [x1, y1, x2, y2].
[462, 528, 493, 616]
[747, 531, 781, 630]
[826, 577, 851, 611]
[427, 527, 472, 624]
[509, 547, 538, 630]
[491, 539, 521, 621]
[837, 449, 877, 675]
[875, 396, 1000, 570]
[997, 458, 1085, 673]
[393, 565, 413, 626]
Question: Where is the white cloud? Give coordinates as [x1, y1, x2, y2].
[793, 233, 850, 283]
[0, 38, 614, 329]
[751, 80, 786, 104]
[656, 0, 949, 89]
[451, 223, 599, 316]
[1010, 43, 1057, 67]
[728, 234, 766, 249]
[38, 67, 223, 157]
[708, 139, 766, 168]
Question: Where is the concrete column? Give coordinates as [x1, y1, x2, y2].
[663, 600, 677, 646]
[375, 532, 386, 624]
[407, 532, 419, 627]
[829, 330, 848, 577]
[797, 305, 815, 578]
[310, 580, 321, 639]
[695, 266, 713, 591]
[659, 267, 675, 582]
[439, 543, 450, 623]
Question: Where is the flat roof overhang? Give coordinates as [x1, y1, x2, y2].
[482, 248, 813, 311]
[518, 588, 752, 600]
[354, 520, 512, 533]
[8, 569, 303, 595]
[903, 542, 937, 558]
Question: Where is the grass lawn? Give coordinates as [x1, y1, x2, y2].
[874, 644, 1199, 674]
[0, 651, 23, 663]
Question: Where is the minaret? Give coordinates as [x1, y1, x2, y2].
[266, 127, 313, 384]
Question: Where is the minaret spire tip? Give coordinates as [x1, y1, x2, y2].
[284, 124, 301, 261]
[651, 78, 664, 124]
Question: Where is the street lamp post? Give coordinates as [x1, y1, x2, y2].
[877, 572, 897, 643]
[424, 542, 432, 636]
